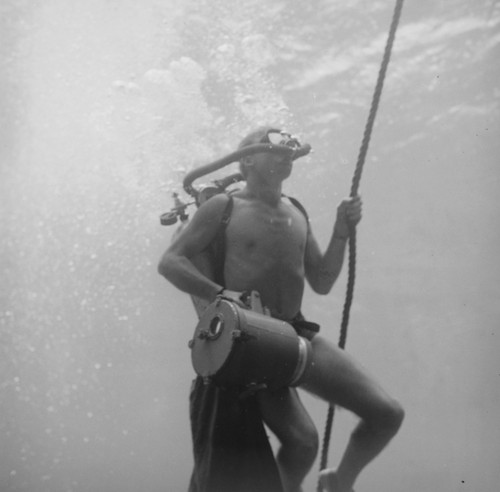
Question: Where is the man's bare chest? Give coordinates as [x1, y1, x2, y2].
[225, 200, 308, 259]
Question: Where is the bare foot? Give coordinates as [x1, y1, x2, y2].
[318, 469, 354, 492]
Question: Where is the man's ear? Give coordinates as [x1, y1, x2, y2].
[240, 156, 254, 175]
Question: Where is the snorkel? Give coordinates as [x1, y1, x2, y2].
[161, 128, 311, 225]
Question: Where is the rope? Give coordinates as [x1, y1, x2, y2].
[317, 0, 405, 489]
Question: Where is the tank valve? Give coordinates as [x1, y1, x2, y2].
[160, 192, 190, 226]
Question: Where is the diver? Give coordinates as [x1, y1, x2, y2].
[158, 127, 404, 492]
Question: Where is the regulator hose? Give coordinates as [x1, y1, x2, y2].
[183, 142, 311, 198]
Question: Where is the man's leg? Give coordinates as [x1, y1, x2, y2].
[300, 336, 404, 492]
[257, 386, 319, 492]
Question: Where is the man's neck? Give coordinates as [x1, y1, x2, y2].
[244, 177, 282, 206]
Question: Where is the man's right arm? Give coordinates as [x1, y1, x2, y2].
[157, 194, 229, 302]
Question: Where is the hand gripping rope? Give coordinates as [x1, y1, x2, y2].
[317, 0, 405, 489]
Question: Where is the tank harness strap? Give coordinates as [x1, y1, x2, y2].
[283, 194, 310, 226]
[220, 194, 234, 226]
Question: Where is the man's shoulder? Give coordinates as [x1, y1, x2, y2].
[186, 193, 233, 233]
[196, 192, 232, 216]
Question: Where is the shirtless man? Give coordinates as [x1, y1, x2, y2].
[158, 127, 404, 492]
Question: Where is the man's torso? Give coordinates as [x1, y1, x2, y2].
[223, 193, 308, 319]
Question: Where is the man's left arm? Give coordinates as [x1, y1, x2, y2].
[305, 196, 362, 295]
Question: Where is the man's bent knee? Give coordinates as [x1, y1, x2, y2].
[372, 398, 405, 437]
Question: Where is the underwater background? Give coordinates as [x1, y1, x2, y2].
[1, 0, 499, 491]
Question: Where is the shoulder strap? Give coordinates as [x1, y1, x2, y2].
[220, 194, 234, 226]
[283, 194, 310, 224]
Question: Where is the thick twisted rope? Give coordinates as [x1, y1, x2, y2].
[317, 0, 405, 489]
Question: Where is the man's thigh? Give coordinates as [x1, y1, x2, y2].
[299, 335, 393, 419]
[257, 386, 316, 444]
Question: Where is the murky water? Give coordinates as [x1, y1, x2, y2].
[1, 1, 499, 491]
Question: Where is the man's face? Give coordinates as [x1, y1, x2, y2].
[247, 151, 293, 182]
